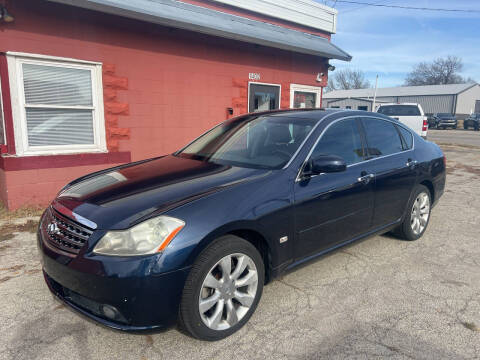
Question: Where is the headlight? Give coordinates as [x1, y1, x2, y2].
[93, 216, 185, 256]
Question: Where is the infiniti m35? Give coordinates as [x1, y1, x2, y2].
[38, 109, 446, 340]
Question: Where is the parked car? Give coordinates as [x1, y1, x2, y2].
[432, 113, 458, 129]
[38, 109, 446, 340]
[426, 114, 436, 128]
[464, 113, 480, 131]
[376, 103, 428, 138]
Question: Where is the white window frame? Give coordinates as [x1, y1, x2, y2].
[290, 84, 322, 109]
[0, 74, 6, 145]
[248, 82, 282, 113]
[7, 52, 106, 156]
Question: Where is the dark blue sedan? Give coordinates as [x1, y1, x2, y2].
[38, 109, 446, 340]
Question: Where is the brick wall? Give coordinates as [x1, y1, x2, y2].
[0, 0, 327, 209]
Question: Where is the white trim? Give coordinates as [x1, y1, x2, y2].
[7, 53, 107, 156]
[290, 84, 322, 109]
[6, 52, 102, 65]
[248, 82, 282, 113]
[209, 0, 337, 33]
[0, 74, 5, 145]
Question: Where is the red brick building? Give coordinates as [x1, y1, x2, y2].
[0, 0, 350, 210]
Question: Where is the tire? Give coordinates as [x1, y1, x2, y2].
[178, 235, 264, 341]
[394, 185, 432, 241]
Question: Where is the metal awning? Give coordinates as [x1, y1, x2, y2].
[48, 0, 352, 61]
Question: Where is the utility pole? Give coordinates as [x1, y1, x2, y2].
[372, 74, 379, 112]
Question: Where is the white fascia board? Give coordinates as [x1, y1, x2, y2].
[209, 0, 337, 33]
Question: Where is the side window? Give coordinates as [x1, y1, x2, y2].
[311, 118, 364, 165]
[362, 118, 403, 157]
[397, 125, 413, 150]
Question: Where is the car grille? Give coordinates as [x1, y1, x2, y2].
[43, 207, 93, 255]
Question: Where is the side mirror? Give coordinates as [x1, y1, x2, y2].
[303, 154, 347, 177]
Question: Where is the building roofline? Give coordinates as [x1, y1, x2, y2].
[323, 83, 479, 98]
[456, 83, 479, 95]
[48, 0, 352, 61]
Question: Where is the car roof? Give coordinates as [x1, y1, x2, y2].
[246, 108, 395, 123]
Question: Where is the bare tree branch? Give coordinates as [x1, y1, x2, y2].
[326, 69, 371, 91]
[404, 56, 473, 86]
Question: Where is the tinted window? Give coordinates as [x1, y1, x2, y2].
[437, 113, 453, 118]
[397, 125, 413, 150]
[362, 118, 403, 157]
[377, 105, 421, 116]
[177, 115, 316, 169]
[311, 118, 364, 165]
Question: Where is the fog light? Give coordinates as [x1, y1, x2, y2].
[101, 304, 118, 320]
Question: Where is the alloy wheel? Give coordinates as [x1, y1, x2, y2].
[410, 192, 430, 235]
[198, 253, 258, 331]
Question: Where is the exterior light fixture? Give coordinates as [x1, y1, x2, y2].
[0, 6, 14, 23]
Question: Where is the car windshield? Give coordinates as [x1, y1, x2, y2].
[438, 113, 453, 118]
[377, 105, 421, 116]
[175, 115, 317, 169]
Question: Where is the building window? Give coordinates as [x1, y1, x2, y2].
[290, 84, 322, 109]
[358, 106, 368, 111]
[249, 83, 281, 113]
[7, 53, 106, 156]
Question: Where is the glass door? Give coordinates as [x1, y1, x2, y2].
[249, 83, 280, 113]
[290, 84, 322, 109]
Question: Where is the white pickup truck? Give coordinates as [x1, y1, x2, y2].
[376, 103, 428, 139]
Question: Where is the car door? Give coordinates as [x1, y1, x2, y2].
[359, 117, 417, 229]
[293, 117, 375, 260]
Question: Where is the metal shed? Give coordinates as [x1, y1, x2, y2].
[324, 83, 480, 118]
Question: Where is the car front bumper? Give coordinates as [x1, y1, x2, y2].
[38, 228, 191, 331]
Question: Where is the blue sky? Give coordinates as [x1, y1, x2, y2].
[318, 0, 480, 87]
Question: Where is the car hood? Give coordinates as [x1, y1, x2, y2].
[53, 155, 269, 229]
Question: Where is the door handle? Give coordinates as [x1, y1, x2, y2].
[358, 173, 375, 184]
[406, 159, 418, 168]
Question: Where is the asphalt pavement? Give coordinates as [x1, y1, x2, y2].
[428, 129, 480, 147]
[1, 143, 479, 360]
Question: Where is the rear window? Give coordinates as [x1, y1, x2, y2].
[377, 105, 421, 116]
[362, 118, 404, 157]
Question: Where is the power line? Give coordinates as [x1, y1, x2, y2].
[341, 0, 396, 14]
[334, 0, 480, 13]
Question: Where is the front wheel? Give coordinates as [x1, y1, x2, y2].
[179, 235, 264, 341]
[394, 185, 432, 241]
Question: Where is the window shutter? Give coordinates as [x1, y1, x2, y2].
[23, 64, 93, 106]
[26, 108, 94, 146]
[21, 63, 96, 147]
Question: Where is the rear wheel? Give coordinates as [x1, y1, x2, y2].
[394, 185, 431, 241]
[179, 235, 264, 341]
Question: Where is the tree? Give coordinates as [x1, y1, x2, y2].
[404, 56, 474, 86]
[326, 69, 371, 92]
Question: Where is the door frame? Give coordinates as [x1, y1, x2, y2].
[247, 81, 282, 113]
[290, 84, 323, 109]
